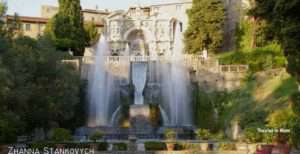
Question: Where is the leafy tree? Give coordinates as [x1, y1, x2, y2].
[250, 0, 300, 85]
[1, 36, 81, 134]
[84, 22, 100, 46]
[0, 1, 6, 17]
[46, 0, 85, 56]
[185, 0, 225, 54]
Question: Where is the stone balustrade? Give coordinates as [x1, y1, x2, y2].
[76, 55, 248, 73]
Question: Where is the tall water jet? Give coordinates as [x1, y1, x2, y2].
[161, 22, 192, 126]
[87, 35, 116, 127]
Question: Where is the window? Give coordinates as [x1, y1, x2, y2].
[25, 24, 31, 31]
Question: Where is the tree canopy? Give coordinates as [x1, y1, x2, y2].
[250, 0, 300, 85]
[184, 0, 225, 54]
[0, 34, 81, 142]
[46, 0, 86, 56]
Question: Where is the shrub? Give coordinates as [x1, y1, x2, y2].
[50, 128, 72, 142]
[164, 129, 176, 140]
[89, 131, 103, 142]
[112, 143, 127, 151]
[243, 127, 262, 143]
[97, 142, 108, 151]
[219, 43, 286, 72]
[219, 143, 237, 151]
[195, 129, 211, 140]
[144, 142, 166, 151]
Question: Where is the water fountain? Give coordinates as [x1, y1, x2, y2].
[83, 22, 193, 139]
[163, 22, 192, 126]
[87, 35, 117, 127]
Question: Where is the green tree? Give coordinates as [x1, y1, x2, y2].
[251, 0, 300, 86]
[46, 0, 85, 56]
[84, 22, 100, 46]
[185, 0, 225, 54]
[1, 36, 81, 133]
[0, 2, 6, 17]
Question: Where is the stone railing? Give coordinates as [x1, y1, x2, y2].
[219, 65, 249, 73]
[71, 55, 248, 74]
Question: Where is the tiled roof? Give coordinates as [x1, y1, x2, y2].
[6, 15, 48, 24]
[5, 15, 105, 27]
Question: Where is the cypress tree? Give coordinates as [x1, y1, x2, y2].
[184, 0, 225, 54]
[46, 0, 85, 56]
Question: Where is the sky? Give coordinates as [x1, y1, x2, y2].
[4, 0, 177, 17]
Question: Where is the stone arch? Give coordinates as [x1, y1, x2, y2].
[123, 27, 156, 55]
[169, 18, 183, 41]
[124, 27, 155, 43]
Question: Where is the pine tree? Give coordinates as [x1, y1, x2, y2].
[184, 0, 225, 54]
[46, 0, 85, 56]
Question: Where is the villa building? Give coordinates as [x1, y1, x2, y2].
[5, 0, 246, 52]
[106, 0, 193, 56]
[5, 5, 109, 38]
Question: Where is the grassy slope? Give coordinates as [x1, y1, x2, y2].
[221, 69, 298, 128]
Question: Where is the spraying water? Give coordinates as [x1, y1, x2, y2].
[132, 62, 147, 105]
[161, 22, 192, 126]
[87, 35, 116, 127]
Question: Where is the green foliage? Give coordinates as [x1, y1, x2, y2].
[291, 92, 300, 116]
[0, 2, 7, 17]
[267, 108, 293, 128]
[193, 85, 216, 130]
[185, 0, 225, 53]
[164, 129, 176, 140]
[0, 36, 81, 143]
[46, 0, 85, 56]
[267, 108, 300, 147]
[89, 131, 103, 141]
[219, 143, 237, 150]
[84, 22, 100, 46]
[243, 127, 262, 143]
[0, 112, 22, 143]
[195, 129, 211, 140]
[219, 43, 286, 72]
[251, 0, 300, 84]
[51, 128, 72, 142]
[112, 143, 127, 151]
[239, 110, 267, 129]
[97, 142, 109, 151]
[144, 142, 166, 151]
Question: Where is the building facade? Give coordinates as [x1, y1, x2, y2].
[105, 0, 193, 56]
[5, 5, 109, 38]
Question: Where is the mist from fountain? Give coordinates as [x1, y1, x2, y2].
[161, 22, 192, 126]
[87, 35, 116, 127]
